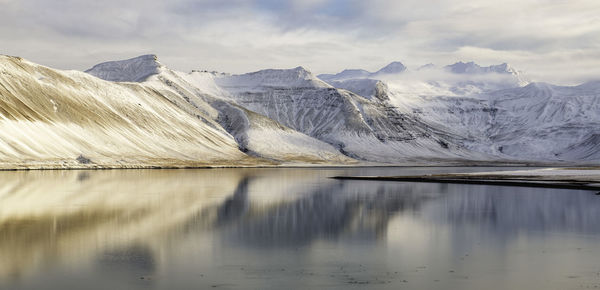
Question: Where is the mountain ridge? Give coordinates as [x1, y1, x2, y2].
[0, 54, 598, 169]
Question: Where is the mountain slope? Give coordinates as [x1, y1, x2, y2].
[320, 61, 528, 98]
[86, 57, 487, 163]
[318, 61, 407, 82]
[382, 81, 600, 161]
[94, 60, 356, 164]
[2, 54, 598, 168]
[0, 55, 256, 169]
[319, 60, 599, 162]
[208, 68, 490, 162]
[85, 54, 162, 82]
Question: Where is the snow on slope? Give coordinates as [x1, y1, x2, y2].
[327, 78, 384, 99]
[4, 53, 597, 168]
[93, 61, 356, 164]
[84, 56, 502, 163]
[483, 82, 600, 160]
[216, 66, 331, 93]
[318, 61, 407, 82]
[211, 70, 492, 162]
[444, 61, 518, 75]
[318, 69, 371, 82]
[85, 54, 162, 82]
[374, 61, 407, 75]
[382, 80, 600, 161]
[318, 60, 600, 162]
[0, 55, 255, 169]
[320, 61, 528, 98]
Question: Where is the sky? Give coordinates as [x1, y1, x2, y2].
[1, 0, 599, 84]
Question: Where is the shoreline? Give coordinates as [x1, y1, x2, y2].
[332, 168, 600, 191]
[0, 160, 595, 172]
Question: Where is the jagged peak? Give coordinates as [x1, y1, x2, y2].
[85, 54, 163, 82]
[445, 61, 518, 75]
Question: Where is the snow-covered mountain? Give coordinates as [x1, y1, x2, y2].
[320, 61, 528, 97]
[85, 56, 491, 163]
[0, 55, 254, 169]
[315, 60, 599, 162]
[318, 61, 408, 82]
[88, 56, 353, 164]
[367, 78, 600, 161]
[375, 61, 407, 75]
[317, 69, 371, 81]
[444, 61, 518, 75]
[85, 54, 162, 82]
[0, 54, 598, 169]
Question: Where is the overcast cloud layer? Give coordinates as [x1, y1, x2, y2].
[1, 0, 599, 84]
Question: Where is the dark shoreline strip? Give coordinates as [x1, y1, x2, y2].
[331, 176, 600, 191]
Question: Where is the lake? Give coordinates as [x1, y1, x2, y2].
[1, 167, 599, 290]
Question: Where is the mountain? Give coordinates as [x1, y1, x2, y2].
[317, 69, 371, 82]
[0, 55, 254, 169]
[380, 80, 600, 161]
[317, 61, 407, 82]
[85, 56, 489, 164]
[0, 54, 598, 169]
[160, 65, 482, 163]
[417, 63, 436, 70]
[101, 58, 353, 164]
[444, 61, 518, 75]
[319, 61, 528, 98]
[316, 60, 599, 163]
[85, 54, 162, 82]
[209, 73, 482, 163]
[374, 61, 407, 75]
[216, 66, 332, 92]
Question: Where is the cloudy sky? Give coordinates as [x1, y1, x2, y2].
[1, 0, 599, 84]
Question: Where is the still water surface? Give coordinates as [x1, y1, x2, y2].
[1, 167, 599, 290]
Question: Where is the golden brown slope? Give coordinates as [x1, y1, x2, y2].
[0, 55, 256, 169]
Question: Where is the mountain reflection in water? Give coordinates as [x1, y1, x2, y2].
[0, 168, 599, 290]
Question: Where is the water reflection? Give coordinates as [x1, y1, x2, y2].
[214, 181, 438, 247]
[427, 184, 600, 234]
[0, 168, 599, 290]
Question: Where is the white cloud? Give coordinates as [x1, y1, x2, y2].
[0, 0, 599, 84]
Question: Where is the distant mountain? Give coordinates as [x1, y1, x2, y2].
[318, 61, 407, 82]
[321, 61, 529, 99]
[374, 61, 407, 75]
[444, 61, 519, 75]
[317, 69, 371, 82]
[417, 63, 436, 70]
[85, 54, 162, 82]
[216, 66, 331, 92]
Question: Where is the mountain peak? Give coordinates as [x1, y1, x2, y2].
[417, 63, 436, 70]
[317, 69, 371, 82]
[218, 66, 331, 89]
[375, 61, 407, 75]
[445, 61, 518, 75]
[85, 54, 162, 82]
[445, 61, 479, 74]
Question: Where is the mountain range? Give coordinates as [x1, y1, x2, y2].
[0, 54, 598, 169]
